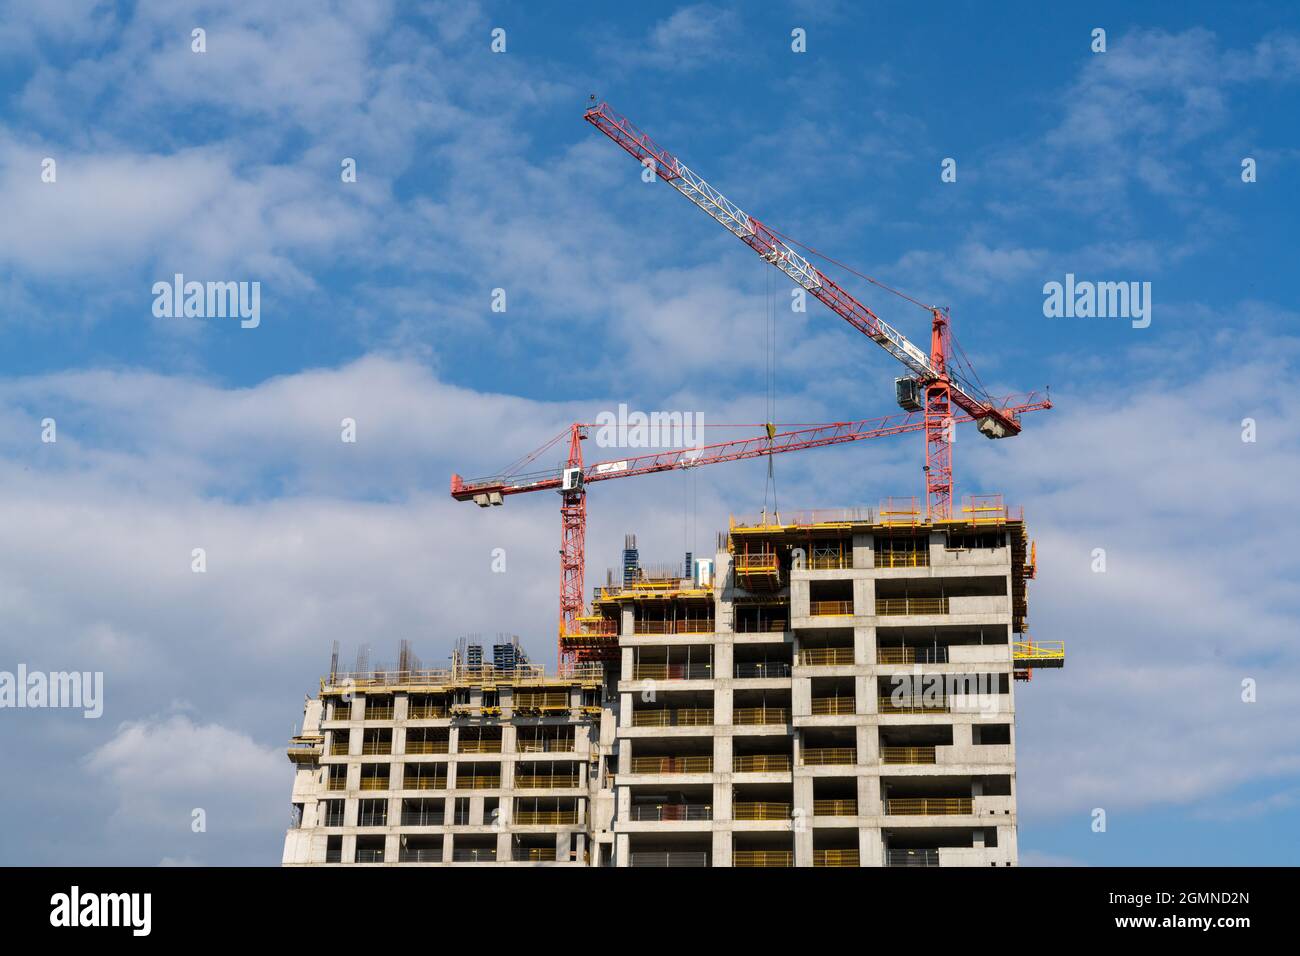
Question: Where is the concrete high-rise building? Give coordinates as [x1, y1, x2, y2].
[282, 499, 1061, 866]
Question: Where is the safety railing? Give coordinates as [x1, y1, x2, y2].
[326, 776, 347, 792]
[876, 646, 949, 664]
[808, 553, 853, 570]
[798, 647, 854, 666]
[329, 742, 349, 756]
[355, 848, 385, 863]
[451, 849, 497, 862]
[632, 663, 713, 681]
[361, 742, 392, 755]
[733, 618, 788, 633]
[878, 695, 951, 714]
[454, 775, 501, 789]
[733, 850, 794, 867]
[733, 707, 790, 725]
[407, 705, 449, 719]
[513, 847, 558, 862]
[733, 802, 791, 821]
[514, 774, 580, 789]
[885, 797, 973, 816]
[813, 799, 857, 816]
[632, 707, 713, 727]
[810, 697, 855, 716]
[734, 662, 792, 678]
[629, 804, 713, 822]
[874, 548, 930, 568]
[513, 693, 570, 711]
[733, 754, 792, 772]
[399, 848, 442, 863]
[810, 600, 854, 616]
[814, 849, 860, 867]
[457, 739, 503, 754]
[364, 707, 395, 720]
[513, 810, 579, 825]
[801, 747, 856, 766]
[881, 746, 937, 764]
[359, 776, 390, 791]
[875, 597, 949, 616]
[632, 619, 716, 635]
[629, 756, 714, 774]
[401, 812, 444, 826]
[630, 851, 709, 867]
[734, 552, 780, 571]
[516, 738, 576, 753]
[402, 772, 446, 790]
[403, 740, 450, 754]
[886, 848, 940, 868]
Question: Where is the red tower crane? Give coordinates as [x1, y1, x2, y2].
[451, 400, 1048, 663]
[583, 101, 1043, 520]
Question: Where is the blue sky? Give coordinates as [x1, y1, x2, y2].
[0, 0, 1297, 866]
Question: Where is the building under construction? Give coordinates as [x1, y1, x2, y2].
[281, 496, 1063, 866]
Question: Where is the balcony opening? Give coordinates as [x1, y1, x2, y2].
[732, 782, 792, 822]
[733, 831, 793, 867]
[399, 834, 443, 863]
[732, 738, 792, 774]
[881, 776, 975, 816]
[633, 599, 714, 635]
[362, 728, 392, 756]
[797, 627, 854, 666]
[812, 778, 857, 818]
[402, 762, 446, 790]
[631, 690, 713, 728]
[512, 688, 570, 715]
[809, 676, 855, 716]
[363, 695, 394, 721]
[808, 580, 853, 617]
[326, 764, 347, 791]
[451, 797, 471, 826]
[632, 646, 712, 681]
[515, 761, 580, 789]
[975, 724, 1011, 745]
[406, 693, 448, 719]
[354, 835, 385, 863]
[628, 738, 713, 775]
[733, 644, 792, 679]
[401, 797, 444, 826]
[455, 762, 501, 790]
[457, 727, 502, 754]
[324, 835, 342, 863]
[732, 688, 791, 727]
[945, 530, 1007, 551]
[813, 828, 859, 867]
[405, 728, 449, 754]
[628, 832, 710, 867]
[804, 536, 853, 571]
[451, 834, 497, 862]
[320, 798, 345, 827]
[880, 725, 952, 764]
[875, 532, 931, 568]
[732, 598, 788, 634]
[513, 797, 579, 826]
[800, 728, 856, 766]
[628, 785, 712, 822]
[359, 763, 390, 791]
[326, 696, 351, 720]
[516, 727, 577, 753]
[357, 798, 387, 827]
[512, 835, 559, 862]
[329, 728, 351, 756]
